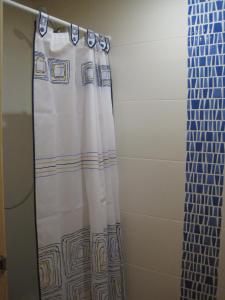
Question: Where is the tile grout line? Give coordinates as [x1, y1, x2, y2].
[111, 34, 187, 48]
[125, 263, 225, 293]
[120, 210, 225, 231]
[120, 210, 184, 225]
[114, 98, 187, 102]
[117, 156, 186, 164]
[125, 262, 181, 280]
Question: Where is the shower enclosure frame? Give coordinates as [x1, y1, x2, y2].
[0, 0, 8, 299]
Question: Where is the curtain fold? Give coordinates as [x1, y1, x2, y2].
[33, 27, 125, 300]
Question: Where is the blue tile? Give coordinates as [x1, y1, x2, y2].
[183, 1, 225, 298]
[216, 1, 223, 10]
[199, 57, 206, 66]
[205, 276, 213, 285]
[214, 22, 222, 33]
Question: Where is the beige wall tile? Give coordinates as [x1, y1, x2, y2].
[126, 264, 180, 300]
[88, 0, 187, 46]
[217, 288, 225, 300]
[119, 158, 185, 221]
[116, 100, 186, 161]
[121, 212, 183, 276]
[218, 226, 225, 291]
[111, 37, 187, 101]
[3, 4, 34, 114]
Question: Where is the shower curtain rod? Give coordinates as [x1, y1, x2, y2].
[3, 0, 111, 39]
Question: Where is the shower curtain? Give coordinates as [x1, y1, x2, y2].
[32, 23, 125, 300]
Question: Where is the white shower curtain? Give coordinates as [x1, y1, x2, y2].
[33, 26, 125, 300]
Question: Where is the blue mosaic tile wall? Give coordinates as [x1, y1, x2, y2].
[181, 1, 225, 299]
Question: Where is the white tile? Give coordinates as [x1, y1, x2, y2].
[115, 100, 186, 161]
[111, 37, 187, 101]
[125, 264, 180, 300]
[87, 0, 187, 46]
[119, 158, 185, 221]
[121, 212, 183, 276]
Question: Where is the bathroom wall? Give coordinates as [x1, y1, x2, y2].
[8, 0, 225, 299]
[3, 2, 39, 299]
[90, 2, 187, 299]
